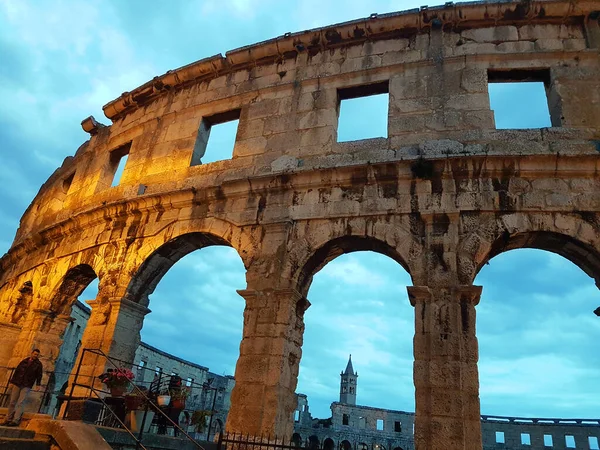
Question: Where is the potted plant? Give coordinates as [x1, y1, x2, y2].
[99, 368, 134, 397]
[169, 386, 191, 410]
[156, 387, 171, 406]
[124, 388, 155, 433]
[190, 410, 210, 435]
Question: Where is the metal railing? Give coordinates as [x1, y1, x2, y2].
[63, 348, 206, 450]
[218, 432, 307, 450]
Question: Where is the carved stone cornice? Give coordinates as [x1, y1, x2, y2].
[407, 285, 482, 306]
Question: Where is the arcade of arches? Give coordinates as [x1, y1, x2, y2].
[1, 2, 600, 450]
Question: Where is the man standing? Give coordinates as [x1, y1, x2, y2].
[1, 349, 43, 426]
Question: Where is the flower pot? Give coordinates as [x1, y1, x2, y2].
[171, 398, 185, 409]
[157, 395, 171, 406]
[128, 410, 155, 433]
[110, 386, 127, 397]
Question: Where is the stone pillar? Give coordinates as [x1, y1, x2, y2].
[227, 288, 310, 438]
[5, 310, 74, 412]
[68, 297, 150, 397]
[408, 285, 482, 450]
[0, 322, 21, 386]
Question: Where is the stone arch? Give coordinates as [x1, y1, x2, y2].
[292, 433, 302, 447]
[324, 438, 335, 450]
[340, 440, 352, 450]
[392, 447, 404, 450]
[308, 436, 320, 450]
[474, 230, 600, 285]
[294, 235, 414, 297]
[459, 212, 600, 285]
[124, 229, 249, 306]
[48, 264, 97, 315]
[10, 281, 33, 324]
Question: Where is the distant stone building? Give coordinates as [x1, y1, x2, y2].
[44, 301, 235, 435]
[292, 357, 600, 450]
[293, 356, 415, 450]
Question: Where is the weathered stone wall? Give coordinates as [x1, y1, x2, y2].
[1, 1, 599, 449]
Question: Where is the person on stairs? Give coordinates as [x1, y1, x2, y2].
[1, 349, 43, 427]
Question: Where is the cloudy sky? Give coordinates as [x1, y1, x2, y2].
[1, 0, 599, 421]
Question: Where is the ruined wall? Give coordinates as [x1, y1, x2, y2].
[1, 1, 599, 449]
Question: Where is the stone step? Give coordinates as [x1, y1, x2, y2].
[0, 436, 50, 450]
[0, 425, 37, 439]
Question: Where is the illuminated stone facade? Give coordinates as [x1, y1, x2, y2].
[1, 2, 600, 449]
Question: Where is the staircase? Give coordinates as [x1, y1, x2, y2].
[0, 425, 51, 450]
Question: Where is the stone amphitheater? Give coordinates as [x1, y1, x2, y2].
[0, 0, 599, 449]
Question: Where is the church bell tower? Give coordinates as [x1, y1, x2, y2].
[339, 354, 358, 405]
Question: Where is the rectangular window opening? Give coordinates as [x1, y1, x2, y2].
[109, 143, 131, 187]
[495, 431, 505, 444]
[337, 81, 389, 143]
[186, 377, 193, 387]
[376, 419, 384, 431]
[191, 109, 241, 166]
[294, 410, 300, 422]
[488, 69, 554, 129]
[565, 435, 575, 448]
[589, 436, 599, 450]
[342, 414, 349, 425]
[521, 433, 531, 446]
[394, 421, 402, 432]
[543, 434, 553, 447]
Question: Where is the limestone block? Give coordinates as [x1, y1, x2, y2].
[462, 26, 518, 43]
[534, 39, 565, 51]
[446, 93, 490, 111]
[340, 55, 382, 73]
[420, 139, 464, 157]
[236, 117, 265, 140]
[563, 38, 587, 51]
[234, 136, 267, 157]
[371, 38, 410, 54]
[461, 68, 488, 93]
[453, 42, 497, 56]
[296, 89, 337, 113]
[299, 126, 334, 148]
[518, 24, 560, 40]
[271, 155, 299, 172]
[381, 49, 423, 66]
[388, 114, 427, 135]
[297, 109, 337, 130]
[264, 115, 295, 135]
[246, 99, 282, 120]
[495, 41, 535, 53]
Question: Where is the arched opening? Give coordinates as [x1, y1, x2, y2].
[357, 443, 368, 450]
[392, 447, 404, 450]
[340, 440, 352, 450]
[308, 435, 320, 450]
[124, 232, 246, 432]
[42, 265, 98, 415]
[295, 236, 414, 428]
[9, 281, 33, 325]
[475, 237, 600, 419]
[324, 438, 335, 450]
[292, 433, 302, 447]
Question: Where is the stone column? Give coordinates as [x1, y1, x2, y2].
[227, 288, 310, 438]
[68, 297, 150, 397]
[0, 322, 21, 387]
[408, 285, 482, 450]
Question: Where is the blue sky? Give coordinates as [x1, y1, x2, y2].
[1, 0, 599, 421]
